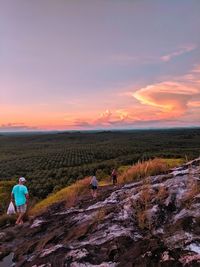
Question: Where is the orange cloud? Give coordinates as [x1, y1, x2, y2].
[96, 109, 112, 125]
[188, 101, 200, 108]
[130, 63, 200, 125]
[55, 64, 200, 128]
[133, 82, 199, 117]
[64, 64, 200, 128]
[2, 63, 200, 131]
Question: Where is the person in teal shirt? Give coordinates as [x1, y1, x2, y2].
[11, 177, 29, 225]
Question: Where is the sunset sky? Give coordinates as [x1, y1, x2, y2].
[0, 0, 200, 131]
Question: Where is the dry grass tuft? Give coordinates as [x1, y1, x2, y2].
[157, 186, 169, 202]
[118, 158, 183, 184]
[93, 208, 107, 225]
[135, 178, 153, 230]
[184, 164, 200, 207]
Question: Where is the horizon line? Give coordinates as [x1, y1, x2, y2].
[1, 126, 200, 134]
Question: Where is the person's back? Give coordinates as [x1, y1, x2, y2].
[112, 169, 116, 176]
[91, 176, 98, 187]
[12, 184, 28, 207]
[90, 175, 98, 198]
[111, 169, 117, 185]
[11, 177, 29, 225]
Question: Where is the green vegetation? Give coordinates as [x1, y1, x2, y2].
[30, 157, 183, 216]
[0, 181, 15, 214]
[30, 177, 90, 216]
[0, 129, 199, 211]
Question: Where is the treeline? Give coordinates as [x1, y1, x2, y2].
[0, 129, 199, 200]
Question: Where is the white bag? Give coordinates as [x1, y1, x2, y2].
[7, 201, 16, 215]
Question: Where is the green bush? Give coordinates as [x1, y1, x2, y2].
[0, 180, 16, 214]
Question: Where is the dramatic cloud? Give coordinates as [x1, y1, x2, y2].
[131, 64, 200, 123]
[3, 63, 199, 131]
[64, 63, 200, 129]
[133, 82, 199, 117]
[64, 106, 172, 129]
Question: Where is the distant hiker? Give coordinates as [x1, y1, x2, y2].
[11, 177, 29, 225]
[90, 175, 98, 198]
[111, 168, 117, 185]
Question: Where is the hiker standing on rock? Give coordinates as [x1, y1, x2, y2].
[111, 168, 117, 185]
[11, 177, 29, 225]
[90, 175, 98, 198]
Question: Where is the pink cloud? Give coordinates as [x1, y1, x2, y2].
[132, 63, 200, 122]
[188, 101, 200, 108]
[160, 44, 197, 62]
[63, 63, 200, 129]
[3, 62, 199, 130]
[112, 44, 197, 66]
[96, 110, 112, 124]
[133, 82, 199, 116]
[0, 123, 38, 131]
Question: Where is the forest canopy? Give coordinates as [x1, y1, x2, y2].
[0, 129, 199, 201]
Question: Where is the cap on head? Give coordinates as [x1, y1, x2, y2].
[19, 177, 26, 183]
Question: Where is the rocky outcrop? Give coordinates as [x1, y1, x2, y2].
[1, 158, 200, 267]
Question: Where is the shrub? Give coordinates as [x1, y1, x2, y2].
[0, 180, 16, 214]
